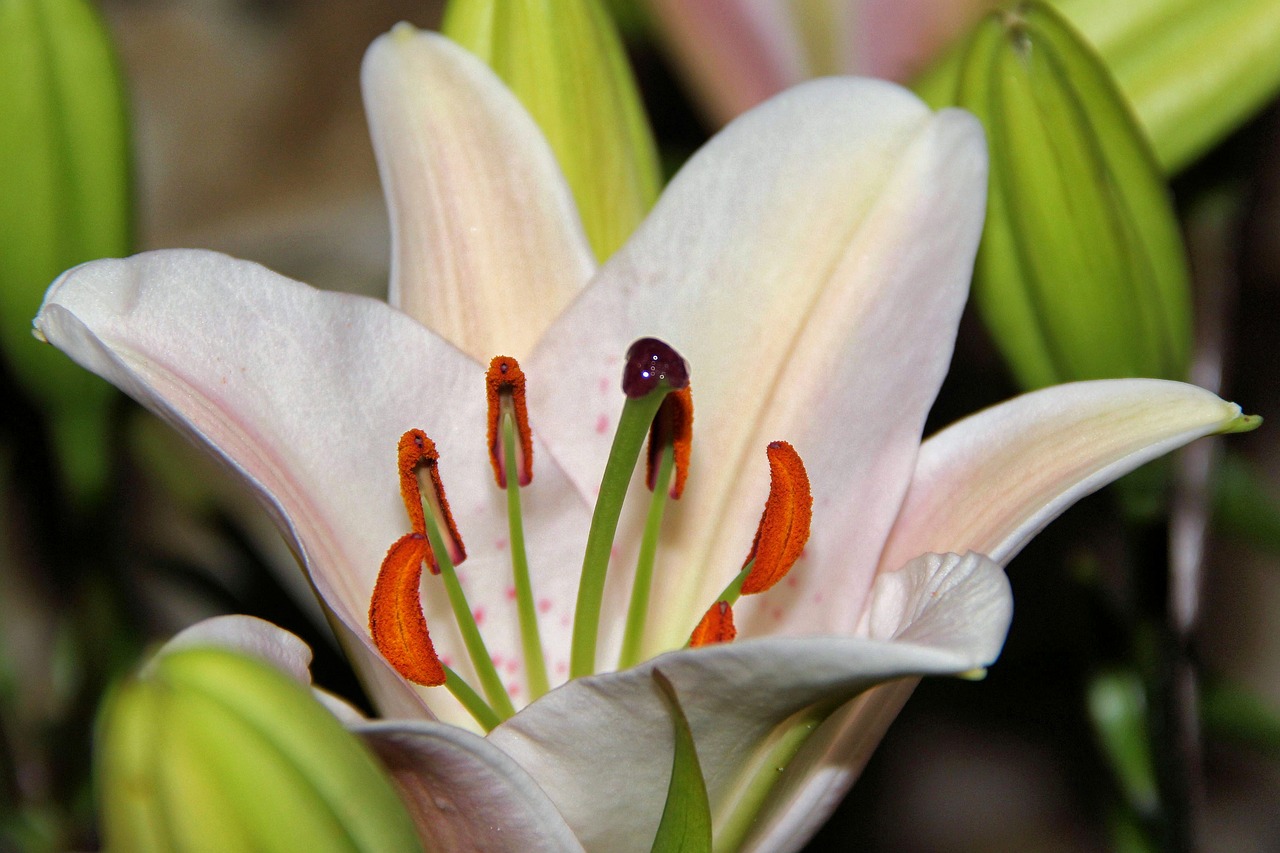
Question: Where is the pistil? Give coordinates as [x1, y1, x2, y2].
[569, 338, 690, 679]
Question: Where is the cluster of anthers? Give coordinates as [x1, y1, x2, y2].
[369, 338, 812, 730]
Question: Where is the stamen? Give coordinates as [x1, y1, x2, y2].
[622, 337, 690, 398]
[741, 441, 812, 594]
[485, 356, 533, 487]
[369, 533, 446, 686]
[689, 601, 737, 647]
[399, 429, 467, 571]
[646, 386, 693, 499]
[570, 338, 690, 679]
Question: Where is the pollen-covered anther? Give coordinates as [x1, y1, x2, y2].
[689, 601, 736, 647]
[486, 356, 533, 488]
[646, 386, 693, 498]
[369, 533, 446, 686]
[740, 441, 813, 595]
[397, 429, 466, 573]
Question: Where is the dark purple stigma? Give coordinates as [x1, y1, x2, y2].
[622, 337, 690, 398]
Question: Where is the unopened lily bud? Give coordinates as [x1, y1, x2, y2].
[442, 0, 661, 261]
[97, 647, 422, 852]
[3, 0, 129, 497]
[1053, 0, 1280, 173]
[955, 3, 1192, 389]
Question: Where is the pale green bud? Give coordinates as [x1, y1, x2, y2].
[955, 3, 1192, 389]
[1, 0, 130, 497]
[442, 0, 662, 262]
[96, 648, 423, 853]
[1054, 0, 1280, 173]
[918, 0, 1280, 175]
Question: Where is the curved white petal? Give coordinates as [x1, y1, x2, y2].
[489, 553, 1008, 852]
[35, 250, 592, 726]
[529, 78, 987, 654]
[356, 721, 584, 853]
[156, 615, 315, 685]
[363, 26, 595, 361]
[880, 379, 1250, 573]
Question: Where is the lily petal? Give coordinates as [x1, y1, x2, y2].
[157, 614, 315, 686]
[488, 552, 1009, 852]
[880, 379, 1253, 573]
[34, 250, 592, 726]
[356, 721, 585, 853]
[529, 78, 987, 653]
[363, 26, 595, 361]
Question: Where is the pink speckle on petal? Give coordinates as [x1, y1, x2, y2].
[505, 586, 517, 600]
[505, 659, 519, 674]
[473, 607, 486, 625]
[491, 653, 504, 667]
[786, 575, 799, 587]
[508, 682, 522, 697]
[772, 608, 784, 621]
[440, 655, 453, 667]
[555, 661, 568, 675]
[494, 538, 508, 551]
[598, 377, 609, 394]
[812, 591, 824, 604]
[560, 614, 571, 628]
[595, 414, 609, 435]
[537, 598, 553, 614]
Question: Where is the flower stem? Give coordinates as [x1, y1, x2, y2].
[421, 500, 517, 720]
[617, 444, 675, 669]
[442, 664, 502, 732]
[503, 411, 550, 699]
[570, 387, 670, 678]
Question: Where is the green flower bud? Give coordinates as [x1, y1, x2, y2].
[955, 3, 1192, 389]
[442, 0, 662, 262]
[1, 0, 130, 497]
[96, 648, 422, 853]
[1055, 0, 1280, 173]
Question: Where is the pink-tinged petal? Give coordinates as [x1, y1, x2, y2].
[854, 0, 995, 81]
[489, 554, 1009, 852]
[356, 721, 584, 853]
[646, 0, 814, 124]
[530, 79, 987, 654]
[362, 26, 594, 362]
[35, 250, 591, 727]
[880, 379, 1253, 574]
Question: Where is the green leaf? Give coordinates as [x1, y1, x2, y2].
[0, 0, 131, 497]
[955, 3, 1192, 389]
[1202, 679, 1280, 757]
[650, 670, 713, 853]
[443, 0, 662, 262]
[1087, 670, 1159, 817]
[1213, 452, 1280, 557]
[96, 648, 423, 853]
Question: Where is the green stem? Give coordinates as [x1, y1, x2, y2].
[503, 411, 550, 699]
[617, 445, 675, 669]
[420, 493, 517, 720]
[712, 699, 839, 853]
[569, 388, 670, 678]
[442, 664, 502, 732]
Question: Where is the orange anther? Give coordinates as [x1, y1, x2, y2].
[369, 533, 446, 686]
[397, 429, 466, 573]
[740, 441, 812, 595]
[689, 600, 736, 647]
[646, 386, 693, 499]
[486, 356, 534, 488]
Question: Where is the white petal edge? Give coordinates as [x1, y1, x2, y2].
[356, 721, 585, 853]
[489, 553, 1009, 852]
[880, 379, 1252, 573]
[363, 26, 595, 362]
[35, 250, 593, 726]
[154, 615, 314, 685]
[530, 77, 988, 655]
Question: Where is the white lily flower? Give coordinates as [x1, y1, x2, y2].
[34, 26, 1253, 852]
